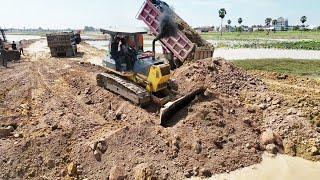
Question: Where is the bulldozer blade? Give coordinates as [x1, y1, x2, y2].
[159, 87, 205, 126]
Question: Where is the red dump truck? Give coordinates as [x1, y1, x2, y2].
[137, 0, 214, 64]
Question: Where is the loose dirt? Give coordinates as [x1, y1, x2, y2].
[243, 71, 320, 162]
[0, 40, 319, 179]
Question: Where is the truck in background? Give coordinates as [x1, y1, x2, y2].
[0, 28, 21, 66]
[46, 31, 81, 57]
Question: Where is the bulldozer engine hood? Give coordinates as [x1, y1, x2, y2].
[133, 56, 164, 76]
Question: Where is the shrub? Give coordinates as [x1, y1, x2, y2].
[293, 26, 300, 31]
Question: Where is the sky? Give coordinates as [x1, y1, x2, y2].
[1, 0, 319, 29]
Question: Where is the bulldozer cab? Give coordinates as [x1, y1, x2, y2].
[101, 27, 155, 72]
[101, 27, 147, 53]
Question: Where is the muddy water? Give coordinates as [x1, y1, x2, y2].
[6, 35, 42, 42]
[213, 48, 320, 60]
[86, 40, 163, 53]
[86, 41, 109, 50]
[87, 39, 320, 60]
[192, 154, 320, 180]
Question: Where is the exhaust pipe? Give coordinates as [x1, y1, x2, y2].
[152, 37, 159, 59]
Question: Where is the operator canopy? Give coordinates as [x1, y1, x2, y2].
[101, 27, 148, 36]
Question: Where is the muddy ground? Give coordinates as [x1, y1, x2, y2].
[0, 40, 319, 179]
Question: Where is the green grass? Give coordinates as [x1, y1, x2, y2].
[201, 31, 320, 41]
[232, 59, 320, 77]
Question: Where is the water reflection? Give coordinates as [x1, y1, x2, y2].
[193, 154, 320, 180]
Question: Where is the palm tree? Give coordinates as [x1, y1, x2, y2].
[265, 18, 272, 35]
[301, 16, 307, 27]
[272, 19, 278, 33]
[219, 8, 227, 36]
[238, 18, 243, 32]
[227, 19, 232, 32]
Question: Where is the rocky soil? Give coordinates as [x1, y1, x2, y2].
[244, 71, 320, 161]
[0, 40, 319, 179]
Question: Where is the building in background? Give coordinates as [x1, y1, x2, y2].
[275, 17, 289, 31]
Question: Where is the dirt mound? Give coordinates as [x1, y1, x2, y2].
[0, 57, 155, 179]
[172, 58, 266, 96]
[0, 40, 276, 180]
[75, 58, 267, 179]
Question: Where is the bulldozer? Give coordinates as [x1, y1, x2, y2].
[0, 29, 21, 66]
[98, 28, 172, 106]
[97, 0, 212, 125]
[97, 27, 205, 125]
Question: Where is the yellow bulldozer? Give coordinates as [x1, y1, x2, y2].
[97, 28, 204, 125]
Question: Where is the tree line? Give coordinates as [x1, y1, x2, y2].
[218, 8, 309, 36]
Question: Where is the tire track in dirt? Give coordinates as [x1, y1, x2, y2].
[36, 60, 107, 127]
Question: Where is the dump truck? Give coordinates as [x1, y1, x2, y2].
[0, 28, 21, 66]
[46, 31, 81, 57]
[137, 0, 214, 67]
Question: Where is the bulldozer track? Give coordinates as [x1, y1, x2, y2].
[97, 73, 151, 105]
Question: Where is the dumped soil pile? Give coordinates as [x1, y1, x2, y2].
[175, 17, 212, 49]
[172, 58, 266, 96]
[71, 58, 267, 179]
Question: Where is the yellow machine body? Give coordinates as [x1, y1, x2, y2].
[110, 63, 171, 93]
[146, 64, 171, 92]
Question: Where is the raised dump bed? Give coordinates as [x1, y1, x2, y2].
[46, 32, 77, 57]
[137, 0, 214, 62]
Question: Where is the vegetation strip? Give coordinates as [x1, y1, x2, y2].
[232, 59, 320, 77]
